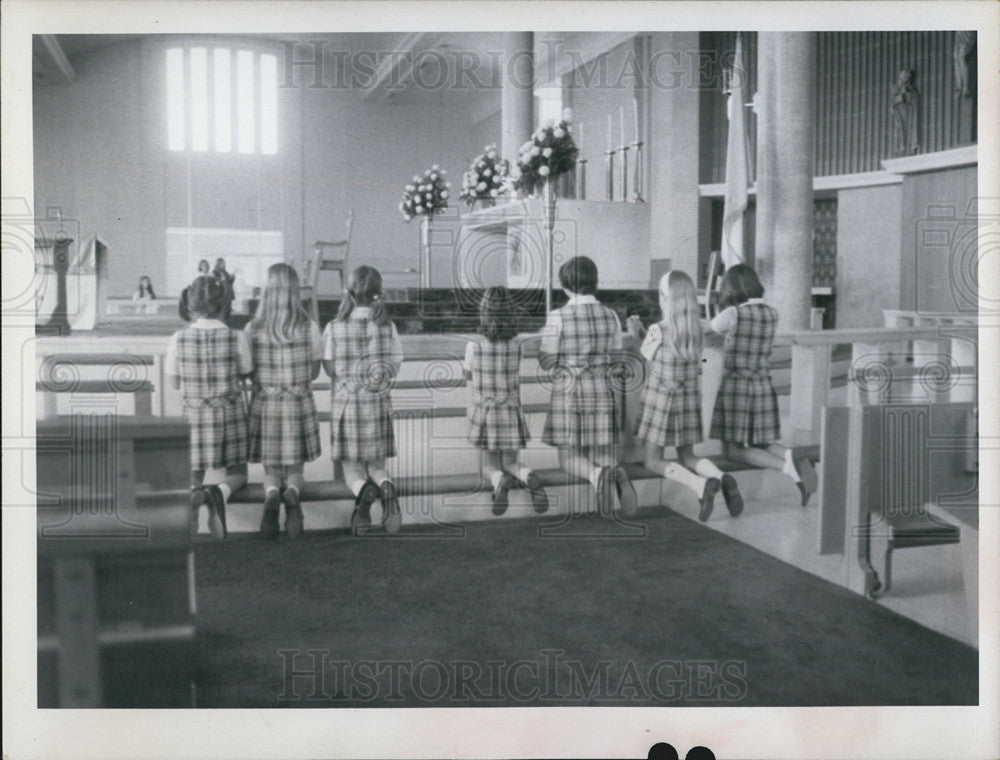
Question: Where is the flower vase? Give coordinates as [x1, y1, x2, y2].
[542, 179, 557, 312]
[420, 215, 432, 288]
[470, 197, 496, 214]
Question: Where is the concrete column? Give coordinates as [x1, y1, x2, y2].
[647, 32, 701, 279]
[501, 32, 535, 167]
[755, 32, 816, 331]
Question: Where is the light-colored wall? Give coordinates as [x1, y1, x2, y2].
[33, 37, 495, 297]
[646, 32, 701, 283]
[898, 165, 979, 313]
[835, 183, 902, 328]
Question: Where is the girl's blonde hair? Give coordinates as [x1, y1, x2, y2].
[658, 270, 703, 361]
[251, 262, 313, 343]
[336, 265, 390, 326]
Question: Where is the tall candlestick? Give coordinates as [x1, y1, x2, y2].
[631, 140, 645, 202]
[579, 122, 584, 153]
[606, 114, 612, 152]
[619, 105, 625, 147]
[620, 145, 629, 202]
[605, 150, 615, 201]
[633, 97, 640, 142]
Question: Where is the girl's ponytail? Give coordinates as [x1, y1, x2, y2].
[338, 266, 389, 326]
[335, 289, 356, 322]
[369, 291, 390, 327]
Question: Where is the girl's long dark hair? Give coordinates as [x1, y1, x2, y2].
[478, 286, 518, 342]
[336, 265, 390, 326]
[718, 263, 765, 308]
[138, 276, 156, 299]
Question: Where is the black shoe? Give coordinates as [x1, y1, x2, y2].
[283, 488, 303, 539]
[521, 471, 549, 514]
[260, 490, 281, 540]
[204, 485, 227, 540]
[596, 466, 615, 517]
[351, 480, 379, 534]
[491, 473, 515, 516]
[614, 466, 638, 517]
[381, 480, 402, 534]
[699, 477, 721, 522]
[796, 481, 812, 508]
[721, 474, 744, 517]
[792, 456, 818, 506]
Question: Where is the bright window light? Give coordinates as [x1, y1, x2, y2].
[166, 48, 185, 151]
[236, 50, 255, 154]
[260, 54, 278, 155]
[535, 86, 563, 128]
[189, 48, 209, 152]
[213, 48, 232, 152]
[167, 46, 276, 155]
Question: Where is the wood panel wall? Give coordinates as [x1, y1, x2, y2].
[701, 31, 977, 183]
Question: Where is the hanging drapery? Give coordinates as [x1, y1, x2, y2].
[722, 33, 751, 271]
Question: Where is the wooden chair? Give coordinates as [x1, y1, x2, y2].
[303, 210, 354, 324]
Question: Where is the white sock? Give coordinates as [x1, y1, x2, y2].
[782, 449, 801, 482]
[589, 467, 604, 491]
[663, 463, 707, 495]
[348, 479, 368, 496]
[490, 470, 505, 489]
[694, 458, 725, 480]
[517, 466, 534, 484]
[264, 485, 280, 495]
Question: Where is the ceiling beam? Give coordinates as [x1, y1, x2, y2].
[363, 32, 443, 102]
[38, 34, 76, 84]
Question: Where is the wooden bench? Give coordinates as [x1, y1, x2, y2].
[37, 353, 158, 417]
[36, 416, 195, 707]
[821, 402, 975, 599]
[228, 447, 820, 505]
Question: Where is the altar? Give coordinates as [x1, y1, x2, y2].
[35, 235, 107, 332]
[434, 198, 652, 291]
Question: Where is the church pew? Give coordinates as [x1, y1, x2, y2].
[36, 416, 195, 708]
[819, 401, 974, 598]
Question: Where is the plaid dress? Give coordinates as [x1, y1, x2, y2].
[175, 327, 249, 469]
[467, 338, 530, 451]
[542, 302, 622, 448]
[709, 302, 781, 444]
[246, 322, 322, 465]
[636, 332, 703, 447]
[328, 317, 397, 461]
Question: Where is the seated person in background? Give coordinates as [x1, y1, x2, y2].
[213, 258, 236, 318]
[132, 275, 156, 301]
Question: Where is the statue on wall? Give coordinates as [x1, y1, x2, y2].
[891, 68, 919, 157]
[953, 31, 975, 98]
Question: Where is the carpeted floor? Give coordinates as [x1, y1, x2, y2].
[193, 510, 977, 707]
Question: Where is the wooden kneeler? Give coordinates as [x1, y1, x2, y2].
[870, 513, 960, 599]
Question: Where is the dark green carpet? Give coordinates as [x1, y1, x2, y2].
[193, 511, 977, 707]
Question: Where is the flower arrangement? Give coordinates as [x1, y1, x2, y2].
[459, 145, 508, 207]
[399, 165, 450, 222]
[513, 117, 579, 196]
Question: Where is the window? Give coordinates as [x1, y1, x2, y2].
[166, 46, 278, 155]
[535, 86, 563, 128]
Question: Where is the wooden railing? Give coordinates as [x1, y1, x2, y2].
[36, 323, 978, 451]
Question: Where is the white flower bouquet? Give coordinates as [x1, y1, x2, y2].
[399, 165, 450, 222]
[459, 145, 508, 207]
[513, 118, 579, 196]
